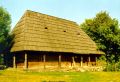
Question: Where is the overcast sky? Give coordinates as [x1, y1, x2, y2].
[0, 0, 120, 29]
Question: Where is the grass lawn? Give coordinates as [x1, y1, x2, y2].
[0, 68, 120, 82]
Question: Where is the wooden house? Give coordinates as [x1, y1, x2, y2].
[11, 10, 104, 70]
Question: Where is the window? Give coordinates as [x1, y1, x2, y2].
[45, 27, 48, 29]
[77, 33, 80, 35]
[63, 30, 66, 32]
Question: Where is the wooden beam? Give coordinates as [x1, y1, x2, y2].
[43, 54, 46, 69]
[13, 54, 16, 68]
[80, 56, 83, 67]
[24, 53, 28, 70]
[58, 54, 61, 68]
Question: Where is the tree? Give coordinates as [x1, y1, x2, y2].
[80, 11, 120, 63]
[0, 7, 11, 64]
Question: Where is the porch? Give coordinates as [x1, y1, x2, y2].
[13, 51, 100, 70]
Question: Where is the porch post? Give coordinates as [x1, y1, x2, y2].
[43, 54, 46, 69]
[80, 56, 83, 67]
[38, 55, 41, 70]
[58, 54, 61, 68]
[95, 56, 97, 66]
[72, 56, 75, 67]
[13, 54, 16, 68]
[24, 53, 28, 70]
[88, 55, 90, 66]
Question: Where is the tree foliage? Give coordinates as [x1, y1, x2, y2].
[0, 7, 11, 64]
[80, 11, 120, 63]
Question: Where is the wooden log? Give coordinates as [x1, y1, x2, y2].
[24, 53, 28, 70]
[58, 54, 61, 68]
[13, 54, 16, 68]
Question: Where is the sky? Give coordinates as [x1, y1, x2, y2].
[0, 0, 120, 29]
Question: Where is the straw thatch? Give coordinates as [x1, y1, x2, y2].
[11, 10, 103, 55]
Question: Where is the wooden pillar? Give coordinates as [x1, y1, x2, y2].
[95, 56, 97, 66]
[24, 53, 28, 70]
[43, 54, 46, 69]
[13, 54, 16, 68]
[88, 56, 90, 66]
[80, 56, 83, 67]
[38, 55, 41, 70]
[72, 56, 75, 67]
[58, 54, 61, 68]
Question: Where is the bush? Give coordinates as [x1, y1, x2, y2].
[0, 65, 6, 70]
[115, 62, 120, 71]
[0, 55, 4, 65]
[103, 62, 120, 71]
[98, 55, 120, 71]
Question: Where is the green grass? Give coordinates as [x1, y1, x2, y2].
[0, 69, 120, 82]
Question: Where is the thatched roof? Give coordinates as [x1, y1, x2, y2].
[11, 10, 103, 55]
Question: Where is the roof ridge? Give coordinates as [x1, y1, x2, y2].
[26, 10, 77, 24]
